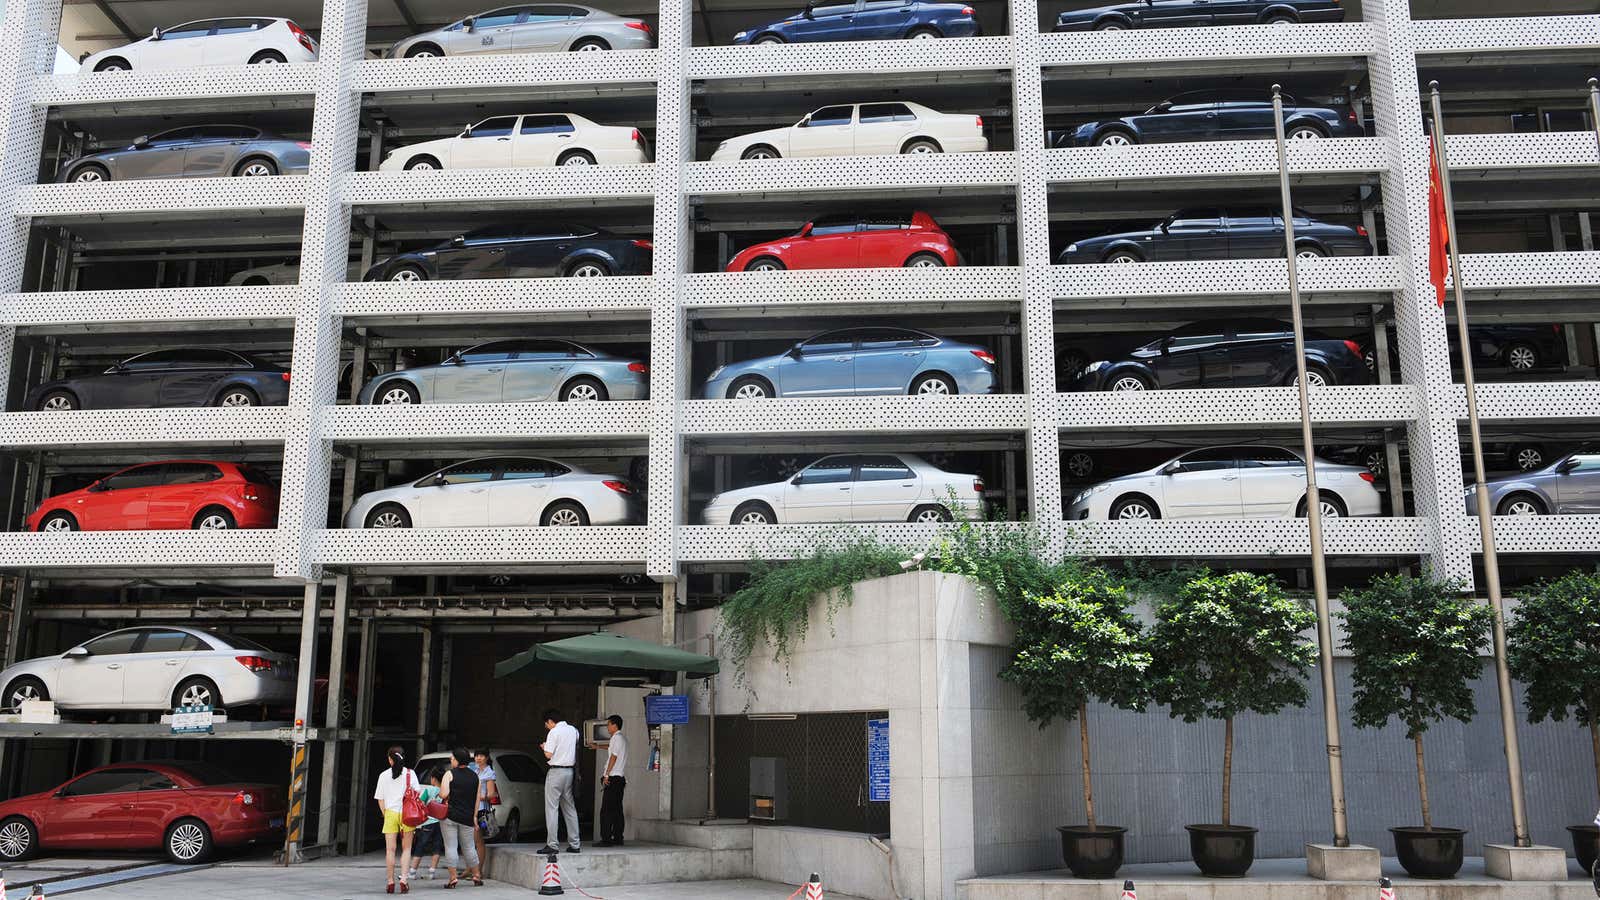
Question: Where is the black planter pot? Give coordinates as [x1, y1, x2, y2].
[1185, 824, 1257, 877]
[1569, 824, 1599, 876]
[1056, 825, 1125, 878]
[1390, 826, 1467, 878]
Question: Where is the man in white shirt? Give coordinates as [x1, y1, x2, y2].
[540, 709, 582, 854]
[596, 715, 629, 847]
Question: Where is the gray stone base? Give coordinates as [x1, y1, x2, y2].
[1304, 843, 1382, 881]
[1483, 844, 1570, 881]
[484, 841, 752, 890]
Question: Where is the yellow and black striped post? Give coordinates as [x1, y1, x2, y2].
[282, 740, 310, 864]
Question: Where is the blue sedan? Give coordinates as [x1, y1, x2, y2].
[360, 339, 648, 404]
[1054, 0, 1343, 31]
[732, 0, 980, 44]
[1062, 91, 1362, 147]
[704, 327, 995, 399]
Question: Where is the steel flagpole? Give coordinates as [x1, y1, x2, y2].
[1271, 84, 1349, 848]
[1428, 80, 1531, 848]
[1589, 78, 1599, 157]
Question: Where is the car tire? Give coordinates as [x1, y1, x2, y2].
[374, 381, 420, 405]
[906, 26, 941, 38]
[572, 38, 610, 51]
[1497, 492, 1545, 516]
[731, 501, 774, 525]
[904, 252, 945, 268]
[1065, 451, 1096, 480]
[741, 145, 781, 160]
[541, 501, 589, 527]
[1102, 249, 1142, 264]
[1503, 341, 1539, 371]
[1264, 14, 1296, 24]
[405, 155, 442, 171]
[1297, 491, 1347, 518]
[69, 164, 110, 184]
[405, 43, 443, 58]
[216, 386, 259, 407]
[0, 817, 38, 863]
[241, 276, 272, 286]
[557, 150, 597, 166]
[248, 50, 288, 64]
[1093, 19, 1127, 29]
[1293, 243, 1327, 259]
[1106, 371, 1152, 391]
[1286, 123, 1326, 140]
[366, 504, 412, 529]
[37, 389, 77, 411]
[566, 258, 611, 277]
[560, 377, 608, 402]
[503, 811, 520, 844]
[93, 58, 130, 72]
[165, 818, 214, 864]
[901, 138, 942, 154]
[4, 676, 48, 710]
[193, 507, 236, 530]
[1511, 444, 1545, 471]
[745, 256, 785, 272]
[1110, 495, 1160, 520]
[173, 677, 223, 711]
[908, 504, 952, 523]
[729, 376, 773, 400]
[1095, 130, 1135, 147]
[1291, 366, 1333, 388]
[910, 372, 956, 395]
[753, 34, 784, 44]
[235, 158, 278, 177]
[388, 265, 427, 282]
[38, 511, 77, 532]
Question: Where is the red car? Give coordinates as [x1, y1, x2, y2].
[24, 460, 279, 532]
[726, 211, 960, 272]
[0, 761, 285, 863]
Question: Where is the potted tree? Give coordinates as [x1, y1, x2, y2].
[1339, 574, 1493, 879]
[1505, 569, 1600, 875]
[1148, 571, 1316, 877]
[1001, 565, 1150, 877]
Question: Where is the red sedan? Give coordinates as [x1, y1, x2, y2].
[0, 761, 285, 863]
[726, 210, 960, 271]
[25, 460, 279, 532]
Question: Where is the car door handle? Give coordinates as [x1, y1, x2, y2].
[836, 358, 850, 363]
[838, 486, 851, 491]
[121, 803, 135, 810]
[557, 134, 572, 139]
[164, 659, 181, 666]
[1220, 476, 1238, 481]
[496, 137, 511, 142]
[485, 367, 503, 373]
[549, 365, 565, 370]
[556, 243, 572, 250]
[901, 351, 918, 356]
[470, 488, 486, 494]
[105, 664, 121, 670]
[488, 247, 505, 253]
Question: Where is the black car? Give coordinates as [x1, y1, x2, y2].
[1059, 91, 1363, 147]
[24, 348, 290, 411]
[1366, 323, 1567, 375]
[1054, 0, 1343, 31]
[1057, 207, 1371, 264]
[362, 224, 653, 282]
[1072, 318, 1369, 391]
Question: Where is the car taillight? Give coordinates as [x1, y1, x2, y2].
[1355, 224, 1369, 237]
[961, 6, 974, 13]
[631, 129, 642, 143]
[1343, 340, 1362, 357]
[281, 372, 292, 381]
[295, 141, 313, 150]
[603, 480, 632, 494]
[1554, 324, 1562, 333]
[632, 239, 653, 250]
[973, 479, 984, 493]
[975, 116, 983, 129]
[627, 362, 649, 373]
[236, 655, 273, 673]
[971, 349, 995, 365]
[1359, 471, 1376, 483]
[242, 488, 261, 501]
[287, 21, 315, 54]
[626, 20, 651, 32]
[1347, 108, 1357, 122]
[233, 791, 255, 806]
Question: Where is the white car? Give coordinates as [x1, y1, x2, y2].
[0, 626, 295, 713]
[1066, 445, 1382, 521]
[702, 453, 983, 525]
[81, 17, 319, 73]
[416, 749, 548, 844]
[708, 101, 987, 161]
[346, 456, 641, 528]
[380, 114, 651, 171]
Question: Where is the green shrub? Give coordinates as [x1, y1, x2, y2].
[1506, 568, 1600, 806]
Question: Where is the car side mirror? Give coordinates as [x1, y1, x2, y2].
[432, 473, 450, 486]
[66, 646, 90, 659]
[803, 3, 816, 17]
[1160, 336, 1174, 354]
[446, 352, 464, 365]
[1558, 457, 1579, 473]
[463, 16, 476, 32]
[1159, 220, 1171, 233]
[132, 135, 150, 148]
[1162, 461, 1182, 475]
[103, 363, 125, 375]
[797, 114, 812, 128]
[788, 344, 804, 358]
[790, 473, 805, 485]
[451, 234, 466, 246]
[799, 222, 813, 237]
[150, 27, 161, 40]
[86, 479, 106, 493]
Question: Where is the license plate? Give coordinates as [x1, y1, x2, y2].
[270, 817, 285, 828]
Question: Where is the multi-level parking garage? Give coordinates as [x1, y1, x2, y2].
[0, 0, 1593, 860]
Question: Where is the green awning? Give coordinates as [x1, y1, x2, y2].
[493, 632, 720, 685]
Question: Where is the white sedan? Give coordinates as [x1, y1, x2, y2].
[1066, 445, 1382, 520]
[416, 749, 546, 844]
[709, 101, 987, 161]
[346, 456, 641, 528]
[703, 453, 984, 525]
[0, 626, 295, 713]
[225, 260, 362, 286]
[380, 114, 650, 171]
[81, 17, 318, 73]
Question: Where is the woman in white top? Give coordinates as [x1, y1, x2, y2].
[373, 745, 418, 894]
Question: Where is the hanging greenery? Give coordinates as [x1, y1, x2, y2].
[1506, 568, 1600, 806]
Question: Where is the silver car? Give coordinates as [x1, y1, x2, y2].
[359, 339, 648, 404]
[702, 453, 984, 525]
[345, 456, 642, 528]
[385, 4, 655, 57]
[1465, 449, 1600, 516]
[58, 125, 311, 183]
[0, 626, 294, 713]
[703, 327, 995, 399]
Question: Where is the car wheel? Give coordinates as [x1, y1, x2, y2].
[1065, 451, 1095, 480]
[572, 38, 610, 51]
[389, 265, 427, 282]
[1103, 250, 1141, 264]
[741, 146, 781, 160]
[70, 164, 110, 183]
[542, 501, 589, 527]
[366, 504, 411, 528]
[501, 810, 521, 844]
[5, 676, 48, 710]
[907, 27, 941, 38]
[566, 259, 611, 277]
[1294, 244, 1326, 259]
[1093, 20, 1126, 30]
[729, 376, 772, 400]
[1364, 447, 1387, 476]
[405, 155, 441, 171]
[1096, 131, 1134, 147]
[216, 387, 259, 407]
[37, 389, 77, 411]
[1512, 444, 1544, 471]
[375, 381, 420, 405]
[235, 159, 278, 177]
[1107, 373, 1151, 392]
[249, 50, 288, 64]
[193, 507, 236, 530]
[1497, 493, 1545, 516]
[165, 818, 213, 864]
[557, 150, 597, 166]
[1293, 367, 1332, 389]
[1298, 492, 1347, 518]
[904, 252, 945, 268]
[405, 44, 443, 58]
[1265, 14, 1296, 24]
[0, 817, 37, 862]
[754, 34, 785, 43]
[908, 504, 952, 523]
[746, 257, 785, 272]
[560, 377, 608, 402]
[1287, 124, 1326, 140]
[1110, 496, 1159, 520]
[1503, 342, 1538, 371]
[901, 139, 941, 154]
[38, 511, 77, 532]
[94, 58, 130, 72]
[911, 373, 956, 395]
[174, 677, 222, 710]
[731, 502, 774, 525]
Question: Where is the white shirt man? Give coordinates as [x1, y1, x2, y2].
[540, 712, 581, 852]
[598, 716, 629, 847]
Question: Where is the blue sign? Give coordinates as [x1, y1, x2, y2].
[645, 694, 691, 726]
[867, 718, 890, 802]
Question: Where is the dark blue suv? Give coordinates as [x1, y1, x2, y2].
[1054, 0, 1343, 31]
[732, 0, 980, 44]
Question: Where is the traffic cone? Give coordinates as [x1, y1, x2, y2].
[27, 885, 40, 900]
[1378, 876, 1395, 900]
[803, 873, 823, 900]
[1120, 880, 1137, 900]
[538, 850, 564, 896]
[0, 868, 7, 900]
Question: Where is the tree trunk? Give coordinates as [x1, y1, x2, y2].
[1079, 702, 1095, 829]
[1222, 716, 1234, 827]
[1414, 732, 1432, 831]
[1590, 716, 1600, 809]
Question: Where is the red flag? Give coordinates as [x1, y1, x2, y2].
[1427, 140, 1450, 307]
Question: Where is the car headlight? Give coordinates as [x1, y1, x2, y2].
[708, 365, 725, 381]
[734, 30, 747, 39]
[1083, 360, 1103, 372]
[1072, 483, 1112, 504]
[1065, 242, 1078, 253]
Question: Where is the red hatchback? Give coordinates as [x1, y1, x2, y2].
[726, 211, 960, 272]
[25, 460, 279, 532]
[0, 761, 285, 863]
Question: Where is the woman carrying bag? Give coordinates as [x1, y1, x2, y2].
[373, 746, 420, 894]
[438, 747, 483, 888]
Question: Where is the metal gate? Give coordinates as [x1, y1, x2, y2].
[713, 711, 890, 835]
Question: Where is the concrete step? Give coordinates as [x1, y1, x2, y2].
[633, 819, 755, 850]
[484, 841, 754, 891]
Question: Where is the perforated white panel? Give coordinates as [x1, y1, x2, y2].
[1444, 133, 1600, 171]
[683, 153, 1016, 195]
[0, 531, 278, 570]
[1480, 516, 1600, 554]
[314, 526, 648, 566]
[334, 278, 652, 318]
[34, 65, 316, 107]
[322, 402, 650, 442]
[685, 37, 1010, 79]
[1056, 385, 1418, 429]
[356, 52, 658, 93]
[1051, 257, 1401, 299]
[1447, 383, 1600, 422]
[344, 168, 653, 207]
[0, 409, 287, 447]
[682, 396, 1028, 435]
[1459, 251, 1600, 291]
[1055, 518, 1431, 558]
[683, 267, 1023, 308]
[1044, 138, 1387, 182]
[2, 286, 298, 325]
[1040, 22, 1374, 67]
[1411, 15, 1600, 55]
[15, 177, 309, 219]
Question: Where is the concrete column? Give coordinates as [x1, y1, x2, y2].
[284, 582, 323, 861]
[658, 580, 677, 822]
[316, 573, 353, 850]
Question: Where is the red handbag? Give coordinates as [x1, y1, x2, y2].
[400, 771, 428, 828]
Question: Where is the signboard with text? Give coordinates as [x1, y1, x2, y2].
[867, 718, 889, 802]
[645, 693, 691, 726]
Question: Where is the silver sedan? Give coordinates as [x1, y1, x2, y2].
[359, 339, 648, 404]
[346, 456, 642, 528]
[58, 125, 310, 182]
[385, 4, 654, 57]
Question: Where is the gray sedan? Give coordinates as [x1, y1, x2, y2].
[57, 125, 311, 183]
[703, 327, 996, 399]
[1465, 450, 1600, 515]
[359, 339, 648, 404]
[385, 4, 654, 57]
